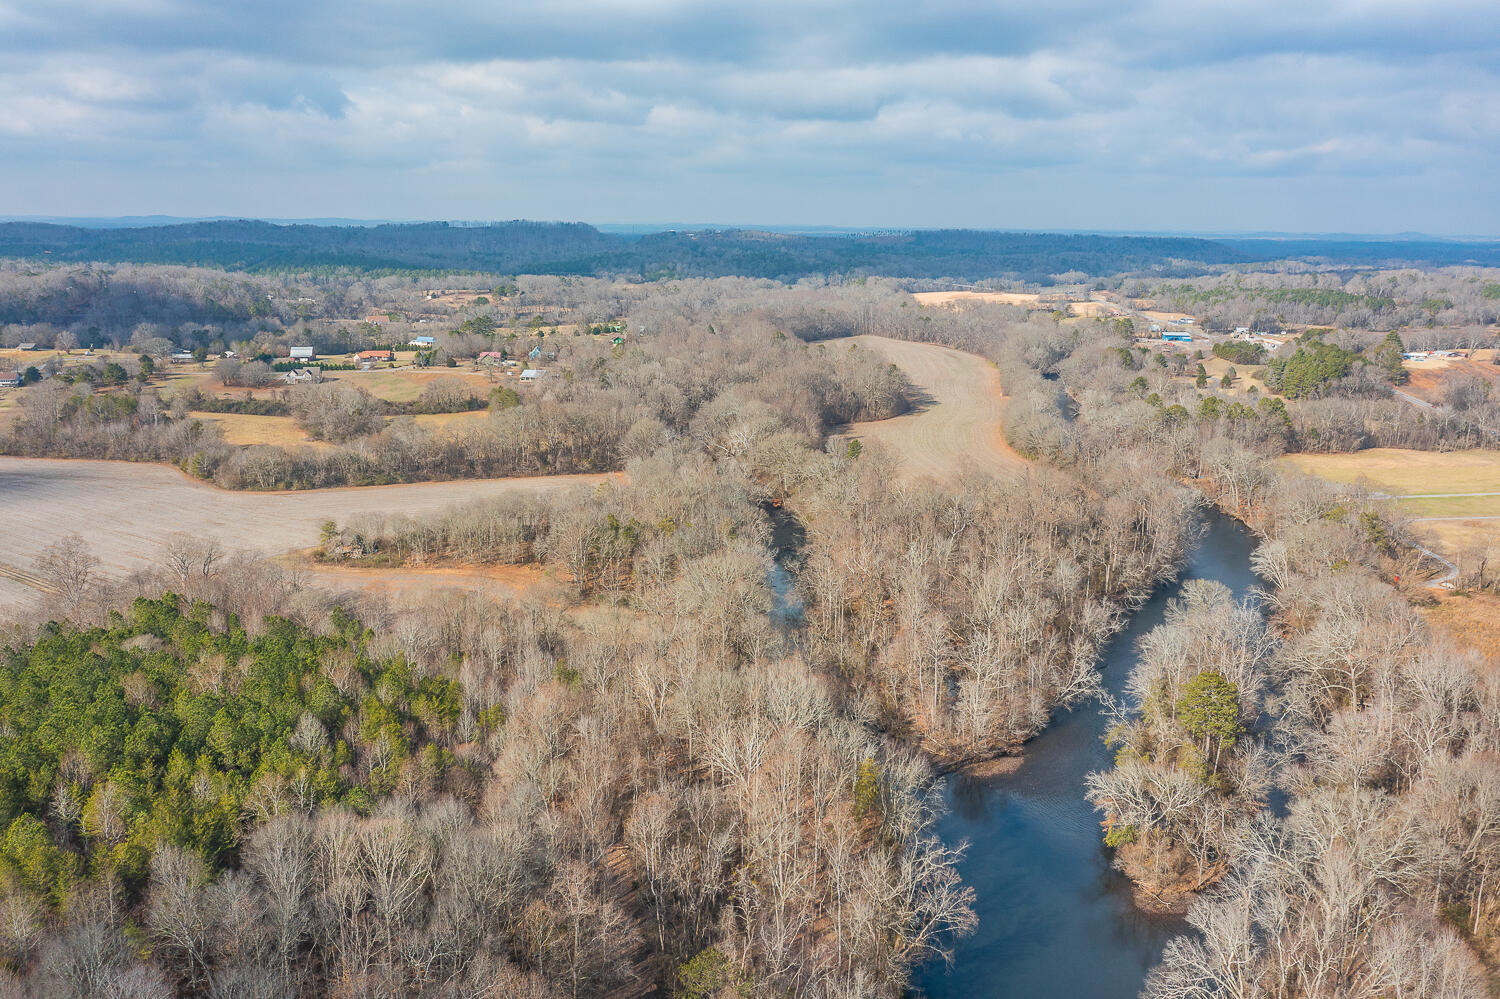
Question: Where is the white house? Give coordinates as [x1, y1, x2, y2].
[409, 335, 437, 347]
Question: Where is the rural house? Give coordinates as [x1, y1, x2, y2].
[357, 349, 395, 363]
[283, 367, 323, 384]
[0, 371, 20, 387]
[519, 368, 546, 382]
[408, 335, 437, 347]
[289, 346, 316, 361]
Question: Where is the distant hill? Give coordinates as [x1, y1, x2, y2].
[0, 220, 1247, 279]
[0, 219, 1495, 278]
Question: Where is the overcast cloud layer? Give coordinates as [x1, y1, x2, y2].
[1, 0, 1496, 233]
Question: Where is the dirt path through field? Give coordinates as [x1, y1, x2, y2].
[840, 336, 1025, 484]
[0, 457, 614, 608]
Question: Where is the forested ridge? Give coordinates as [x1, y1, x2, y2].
[5, 221, 1499, 281]
[0, 221, 1250, 280]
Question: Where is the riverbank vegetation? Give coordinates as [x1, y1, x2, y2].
[4, 265, 1500, 995]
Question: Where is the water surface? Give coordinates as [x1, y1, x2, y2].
[913, 511, 1262, 998]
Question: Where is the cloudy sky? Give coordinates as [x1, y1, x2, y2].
[1, 0, 1496, 233]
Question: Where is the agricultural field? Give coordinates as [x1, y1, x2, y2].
[914, 290, 1046, 308]
[1281, 448, 1500, 552]
[319, 365, 494, 401]
[841, 335, 1024, 484]
[0, 457, 616, 609]
[911, 290, 1125, 318]
[190, 411, 333, 448]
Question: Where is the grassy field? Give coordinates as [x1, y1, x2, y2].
[1281, 449, 1500, 495]
[0, 457, 617, 610]
[321, 367, 494, 402]
[191, 412, 332, 448]
[1281, 448, 1500, 552]
[840, 335, 1025, 484]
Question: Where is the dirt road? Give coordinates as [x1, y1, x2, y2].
[840, 336, 1025, 484]
[0, 457, 613, 608]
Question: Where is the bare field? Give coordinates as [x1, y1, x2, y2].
[913, 290, 1043, 309]
[839, 335, 1024, 484]
[409, 411, 490, 430]
[1402, 355, 1500, 404]
[0, 457, 616, 608]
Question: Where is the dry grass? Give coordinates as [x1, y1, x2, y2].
[1422, 592, 1500, 671]
[408, 411, 490, 430]
[1419, 519, 1500, 551]
[912, 291, 1043, 308]
[1067, 300, 1125, 318]
[190, 412, 333, 449]
[1280, 449, 1500, 496]
[1199, 356, 1269, 395]
[1281, 449, 1500, 554]
[291, 558, 563, 604]
[321, 367, 492, 403]
[839, 335, 1025, 485]
[0, 456, 617, 610]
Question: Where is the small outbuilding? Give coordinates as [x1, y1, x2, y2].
[289, 346, 317, 361]
[519, 368, 545, 382]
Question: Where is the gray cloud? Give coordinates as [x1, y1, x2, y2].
[0, 0, 1495, 232]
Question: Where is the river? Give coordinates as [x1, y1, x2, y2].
[910, 509, 1264, 998]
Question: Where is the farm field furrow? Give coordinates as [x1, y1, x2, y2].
[0, 457, 614, 608]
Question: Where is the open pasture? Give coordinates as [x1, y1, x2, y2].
[320, 366, 493, 402]
[1281, 448, 1500, 552]
[839, 335, 1024, 485]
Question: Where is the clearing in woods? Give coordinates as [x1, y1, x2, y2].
[0, 457, 614, 609]
[838, 335, 1025, 484]
[1280, 448, 1500, 552]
